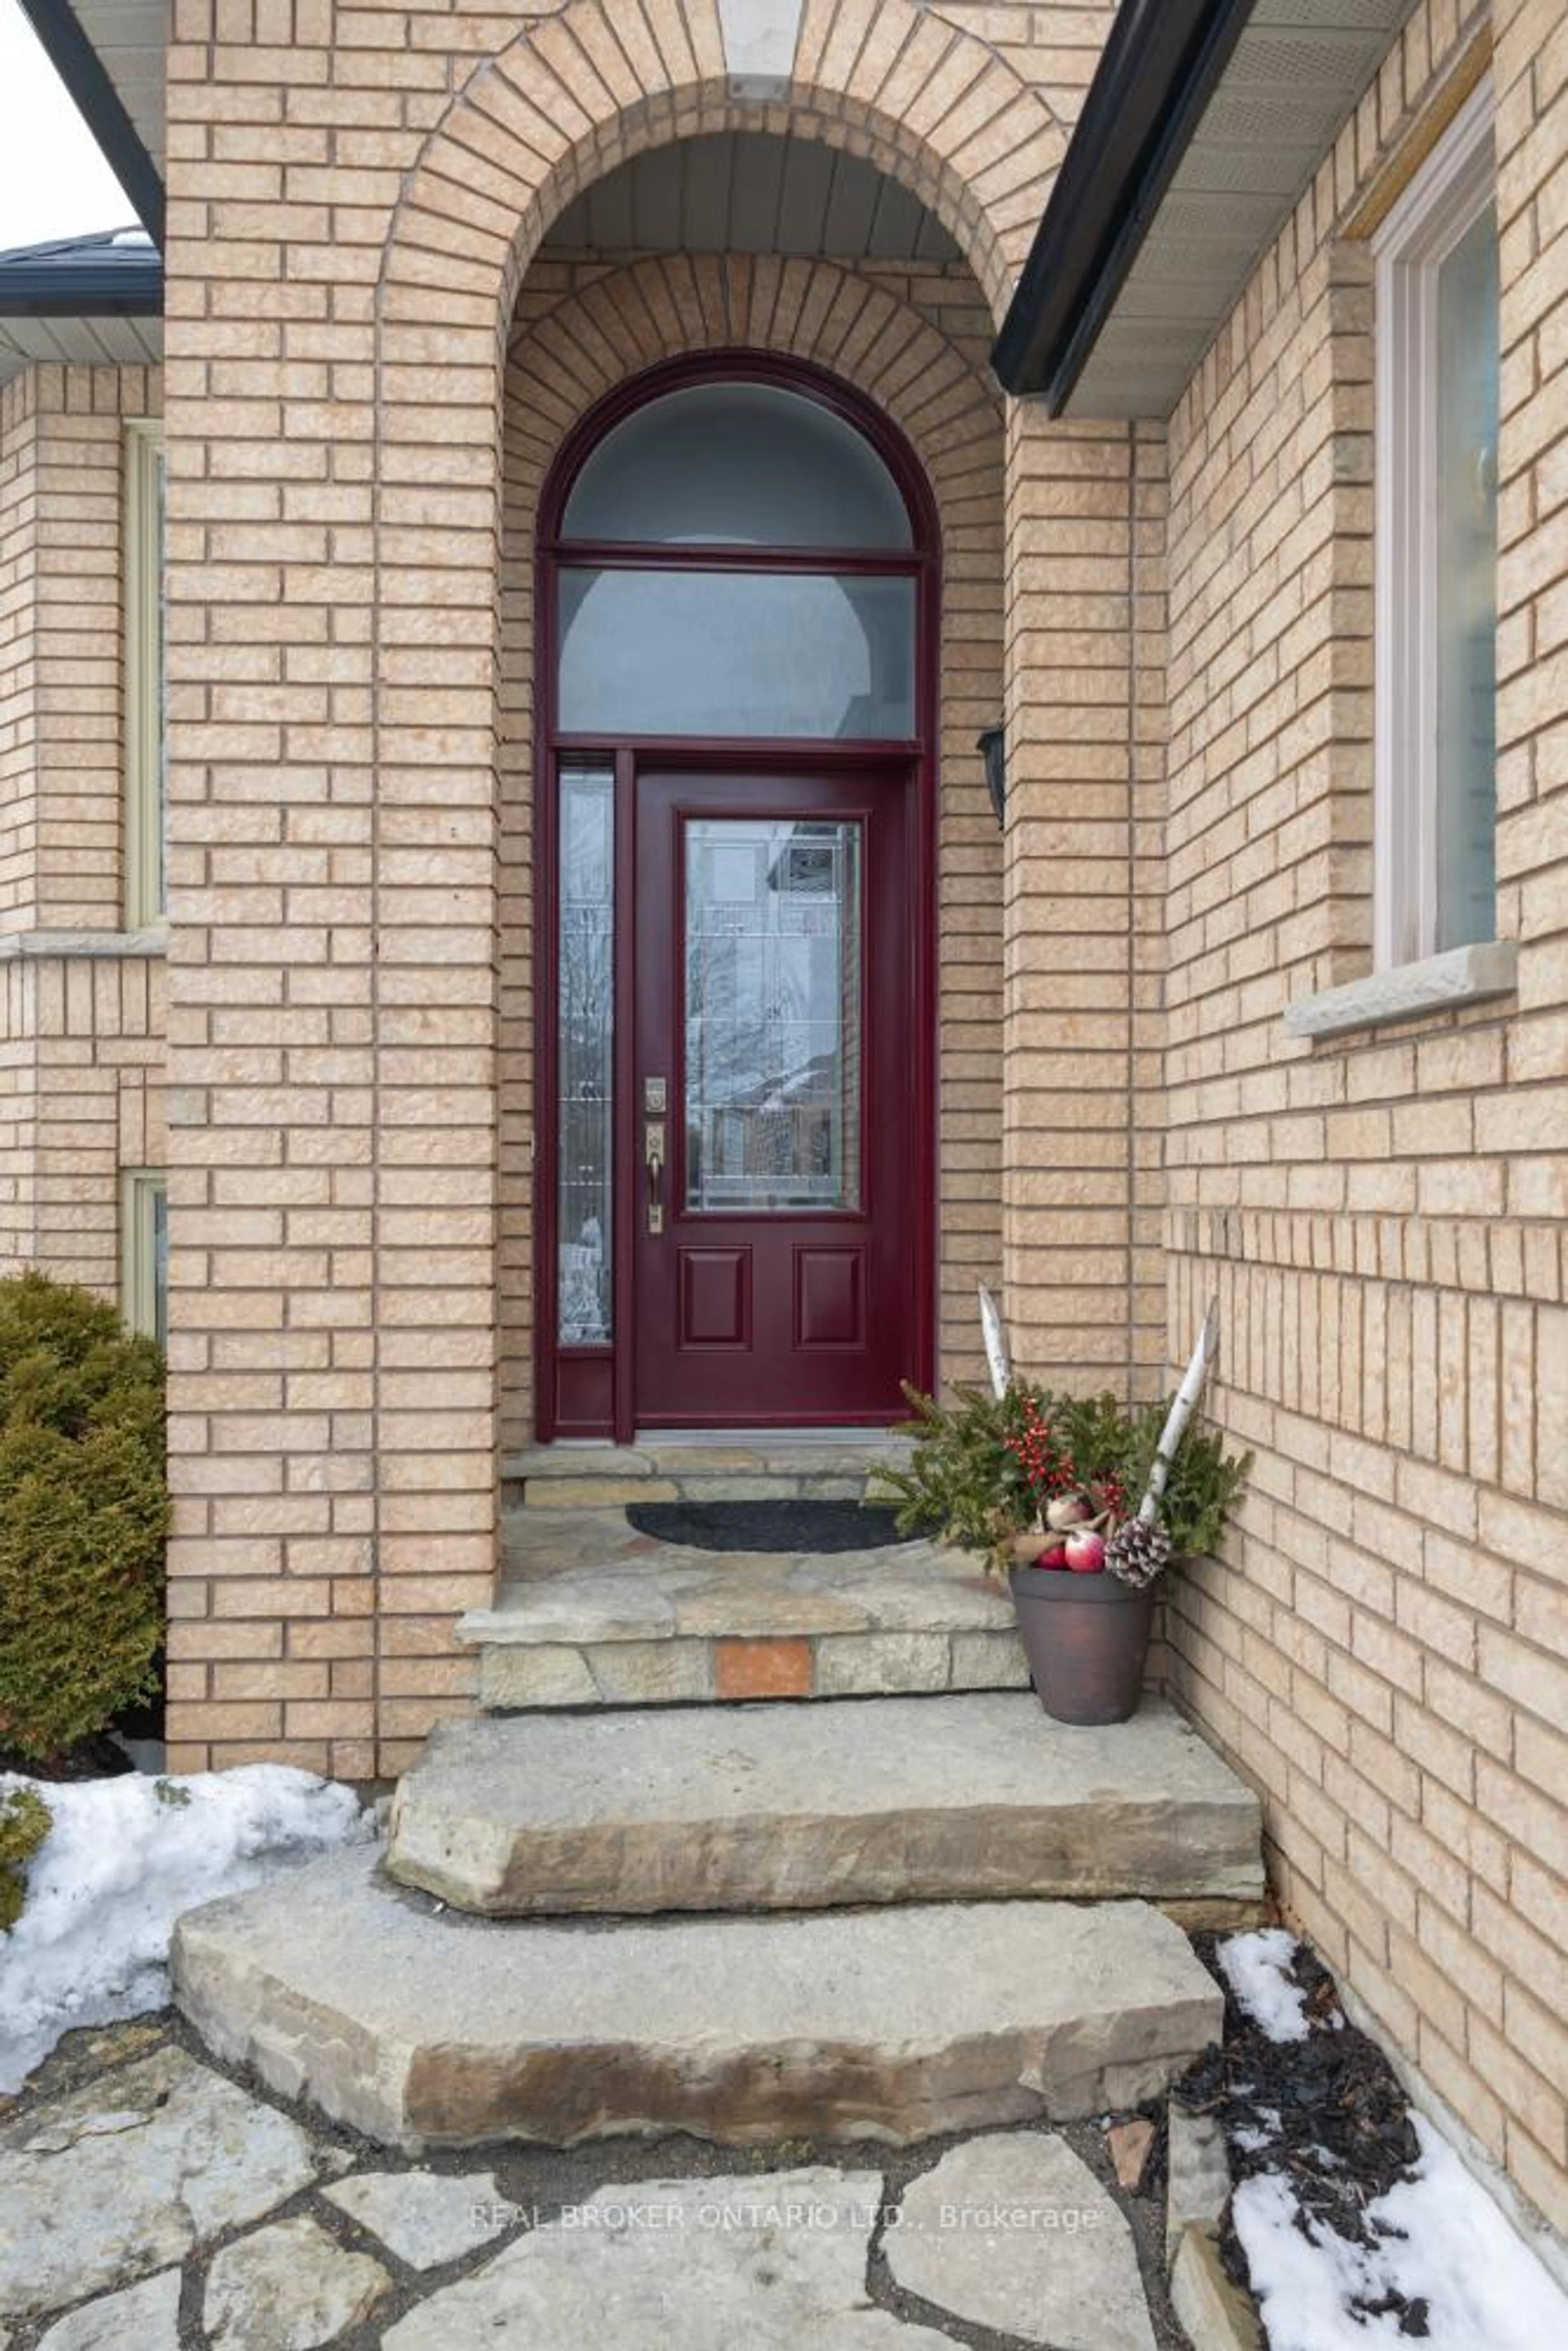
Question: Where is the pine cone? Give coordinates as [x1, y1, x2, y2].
[1105, 1517, 1173, 1589]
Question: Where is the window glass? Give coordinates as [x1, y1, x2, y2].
[1434, 200, 1499, 950]
[684, 820, 862, 1214]
[559, 568, 915, 740]
[151, 1183, 168, 1351]
[120, 1171, 167, 1348]
[558, 765, 614, 1346]
[562, 383, 912, 549]
[1373, 83, 1499, 972]
[125, 426, 166, 925]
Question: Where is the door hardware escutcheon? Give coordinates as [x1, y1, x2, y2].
[644, 1075, 668, 1113]
[645, 1120, 666, 1235]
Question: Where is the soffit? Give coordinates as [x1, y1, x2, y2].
[1065, 0, 1419, 417]
[547, 133, 962, 263]
[71, 0, 166, 174]
[0, 311, 161, 381]
[0, 230, 163, 379]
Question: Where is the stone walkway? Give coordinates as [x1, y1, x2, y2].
[0, 2015, 1195, 2350]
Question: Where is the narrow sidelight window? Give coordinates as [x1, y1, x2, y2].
[120, 1170, 168, 1347]
[124, 421, 166, 927]
[1374, 81, 1499, 968]
[557, 764, 615, 1347]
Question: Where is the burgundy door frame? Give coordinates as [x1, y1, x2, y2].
[632, 765, 918, 1429]
[533, 352, 941, 1444]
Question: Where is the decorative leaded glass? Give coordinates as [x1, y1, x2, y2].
[683, 818, 862, 1214]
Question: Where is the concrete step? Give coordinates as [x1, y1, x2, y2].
[506, 1437, 913, 1509]
[173, 1845, 1224, 2152]
[385, 1695, 1265, 1924]
[470, 1510, 1024, 1707]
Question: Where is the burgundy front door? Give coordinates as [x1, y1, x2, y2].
[633, 769, 918, 1427]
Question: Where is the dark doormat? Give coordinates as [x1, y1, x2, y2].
[624, 1500, 909, 1554]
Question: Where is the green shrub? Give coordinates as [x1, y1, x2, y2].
[0, 1783, 53, 1930]
[0, 1270, 168, 1767]
[873, 1379, 1250, 1570]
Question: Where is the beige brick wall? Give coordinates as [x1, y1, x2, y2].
[22, 952, 167, 1293]
[496, 248, 1006, 1454]
[0, 373, 40, 932]
[922, 3, 1115, 120]
[0, 960, 38, 1271]
[1162, 0, 1568, 2237]
[0, 365, 168, 1293]
[0, 366, 163, 933]
[0, 380, 38, 1260]
[1002, 407, 1166, 1397]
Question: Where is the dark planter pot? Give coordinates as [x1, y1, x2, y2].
[1007, 1566, 1154, 1725]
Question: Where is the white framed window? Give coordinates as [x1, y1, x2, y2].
[120, 1170, 168, 1348]
[124, 421, 166, 928]
[1373, 80, 1499, 972]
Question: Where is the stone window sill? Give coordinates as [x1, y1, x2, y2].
[0, 925, 168, 961]
[1284, 940, 1517, 1041]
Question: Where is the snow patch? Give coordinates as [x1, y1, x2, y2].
[0, 1765, 372, 2090]
[1233, 2117, 1568, 2351]
[1218, 1927, 1326, 2043]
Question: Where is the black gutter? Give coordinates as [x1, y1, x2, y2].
[0, 256, 163, 316]
[17, 0, 165, 250]
[992, 0, 1257, 410]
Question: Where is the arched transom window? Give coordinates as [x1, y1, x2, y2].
[549, 369, 927, 744]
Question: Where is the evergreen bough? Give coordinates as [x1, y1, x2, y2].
[0, 1271, 169, 1767]
[0, 1784, 52, 1929]
[874, 1379, 1250, 1573]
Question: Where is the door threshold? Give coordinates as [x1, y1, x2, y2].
[635, 1427, 908, 1446]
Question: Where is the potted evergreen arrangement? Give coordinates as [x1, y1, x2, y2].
[873, 1315, 1247, 1724]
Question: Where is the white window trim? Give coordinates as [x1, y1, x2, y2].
[1372, 76, 1496, 976]
[120, 1169, 167, 1346]
[124, 419, 165, 929]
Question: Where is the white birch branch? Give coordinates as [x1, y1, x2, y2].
[1139, 1299, 1218, 1524]
[978, 1285, 1011, 1401]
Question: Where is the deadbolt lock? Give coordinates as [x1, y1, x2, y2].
[644, 1075, 668, 1113]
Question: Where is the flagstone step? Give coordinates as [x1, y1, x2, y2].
[470, 1510, 1025, 1707]
[172, 1845, 1224, 2151]
[505, 1437, 914, 1509]
[385, 1695, 1266, 1922]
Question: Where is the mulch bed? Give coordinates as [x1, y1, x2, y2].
[1178, 1934, 1429, 2337]
[1, 1685, 165, 1783]
[0, 1732, 135, 1783]
[625, 1500, 909, 1554]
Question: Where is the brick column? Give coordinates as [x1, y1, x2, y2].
[159, 221, 386, 1774]
[1001, 401, 1150, 1392]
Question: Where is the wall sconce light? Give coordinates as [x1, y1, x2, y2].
[977, 725, 1005, 829]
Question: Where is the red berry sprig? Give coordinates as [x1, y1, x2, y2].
[1003, 1399, 1080, 1507]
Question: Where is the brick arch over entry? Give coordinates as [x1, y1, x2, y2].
[377, 0, 1062, 337]
[493, 250, 1006, 1454]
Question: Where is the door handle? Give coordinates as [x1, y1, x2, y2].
[645, 1121, 666, 1235]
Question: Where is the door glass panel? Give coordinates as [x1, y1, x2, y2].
[558, 764, 614, 1344]
[562, 383, 912, 549]
[684, 820, 862, 1214]
[1435, 198, 1499, 950]
[151, 1181, 169, 1353]
[558, 569, 915, 740]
